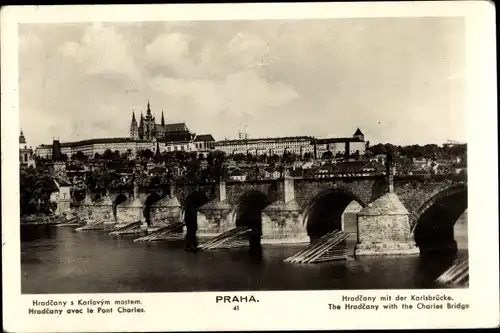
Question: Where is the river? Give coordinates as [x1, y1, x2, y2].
[21, 215, 468, 294]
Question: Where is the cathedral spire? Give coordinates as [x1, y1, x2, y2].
[132, 110, 136, 122]
[146, 99, 152, 117]
[161, 110, 165, 126]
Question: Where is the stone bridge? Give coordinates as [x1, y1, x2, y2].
[73, 173, 467, 255]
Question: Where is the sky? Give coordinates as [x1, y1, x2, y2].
[18, 18, 466, 148]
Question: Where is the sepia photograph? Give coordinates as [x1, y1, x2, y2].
[2, 2, 498, 332]
[19, 16, 469, 294]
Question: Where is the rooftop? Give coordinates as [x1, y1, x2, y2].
[194, 134, 216, 142]
[353, 128, 364, 136]
[216, 136, 314, 145]
[59, 137, 151, 147]
[313, 137, 364, 144]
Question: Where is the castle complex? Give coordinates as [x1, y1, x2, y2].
[129, 101, 195, 142]
[33, 100, 366, 160]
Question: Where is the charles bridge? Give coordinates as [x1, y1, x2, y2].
[72, 173, 467, 256]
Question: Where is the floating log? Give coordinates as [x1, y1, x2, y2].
[133, 222, 184, 242]
[198, 227, 250, 251]
[109, 221, 144, 235]
[284, 231, 348, 264]
[436, 257, 469, 286]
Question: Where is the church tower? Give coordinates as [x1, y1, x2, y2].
[353, 128, 365, 141]
[19, 129, 27, 150]
[138, 112, 144, 139]
[143, 100, 156, 140]
[161, 110, 165, 126]
[130, 111, 139, 139]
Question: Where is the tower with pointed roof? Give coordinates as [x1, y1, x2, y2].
[19, 129, 27, 150]
[19, 129, 35, 169]
[161, 110, 165, 126]
[130, 111, 139, 139]
[353, 128, 364, 141]
[138, 112, 144, 139]
[143, 100, 156, 140]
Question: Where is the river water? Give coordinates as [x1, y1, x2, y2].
[21, 215, 468, 294]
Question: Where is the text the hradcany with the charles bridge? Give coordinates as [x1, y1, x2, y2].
[20, 100, 468, 293]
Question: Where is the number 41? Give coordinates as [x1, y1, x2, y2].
[233, 306, 240, 311]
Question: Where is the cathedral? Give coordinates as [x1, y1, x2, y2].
[130, 101, 195, 142]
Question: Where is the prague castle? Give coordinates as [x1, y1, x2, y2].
[129, 100, 195, 142]
[35, 101, 215, 159]
[33, 100, 366, 160]
[214, 128, 366, 159]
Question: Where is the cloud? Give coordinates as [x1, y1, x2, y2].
[145, 31, 275, 77]
[58, 23, 138, 77]
[150, 69, 299, 117]
[144, 30, 299, 120]
[145, 32, 192, 73]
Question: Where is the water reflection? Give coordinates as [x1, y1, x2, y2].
[21, 226, 467, 294]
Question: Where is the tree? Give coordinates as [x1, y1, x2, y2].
[233, 153, 246, 162]
[322, 150, 333, 160]
[174, 150, 189, 163]
[102, 149, 114, 160]
[352, 150, 360, 160]
[73, 151, 87, 161]
[142, 149, 154, 160]
[268, 154, 280, 166]
[245, 153, 255, 163]
[206, 152, 215, 167]
[20, 168, 58, 216]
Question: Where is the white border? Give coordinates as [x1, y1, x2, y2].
[1, 2, 498, 332]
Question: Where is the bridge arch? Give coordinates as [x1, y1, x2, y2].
[183, 190, 211, 234]
[412, 183, 467, 254]
[234, 190, 273, 233]
[143, 190, 164, 227]
[112, 193, 128, 221]
[303, 188, 367, 242]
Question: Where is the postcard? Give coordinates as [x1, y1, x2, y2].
[1, 2, 498, 332]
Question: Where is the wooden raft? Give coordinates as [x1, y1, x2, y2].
[133, 222, 184, 242]
[109, 221, 144, 235]
[284, 231, 348, 264]
[436, 257, 469, 286]
[199, 227, 250, 251]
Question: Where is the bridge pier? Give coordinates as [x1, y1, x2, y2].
[261, 176, 308, 243]
[94, 193, 113, 225]
[116, 183, 144, 227]
[198, 181, 233, 237]
[73, 192, 93, 222]
[150, 192, 182, 228]
[354, 193, 419, 256]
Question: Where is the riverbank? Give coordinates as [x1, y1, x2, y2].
[20, 214, 78, 225]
